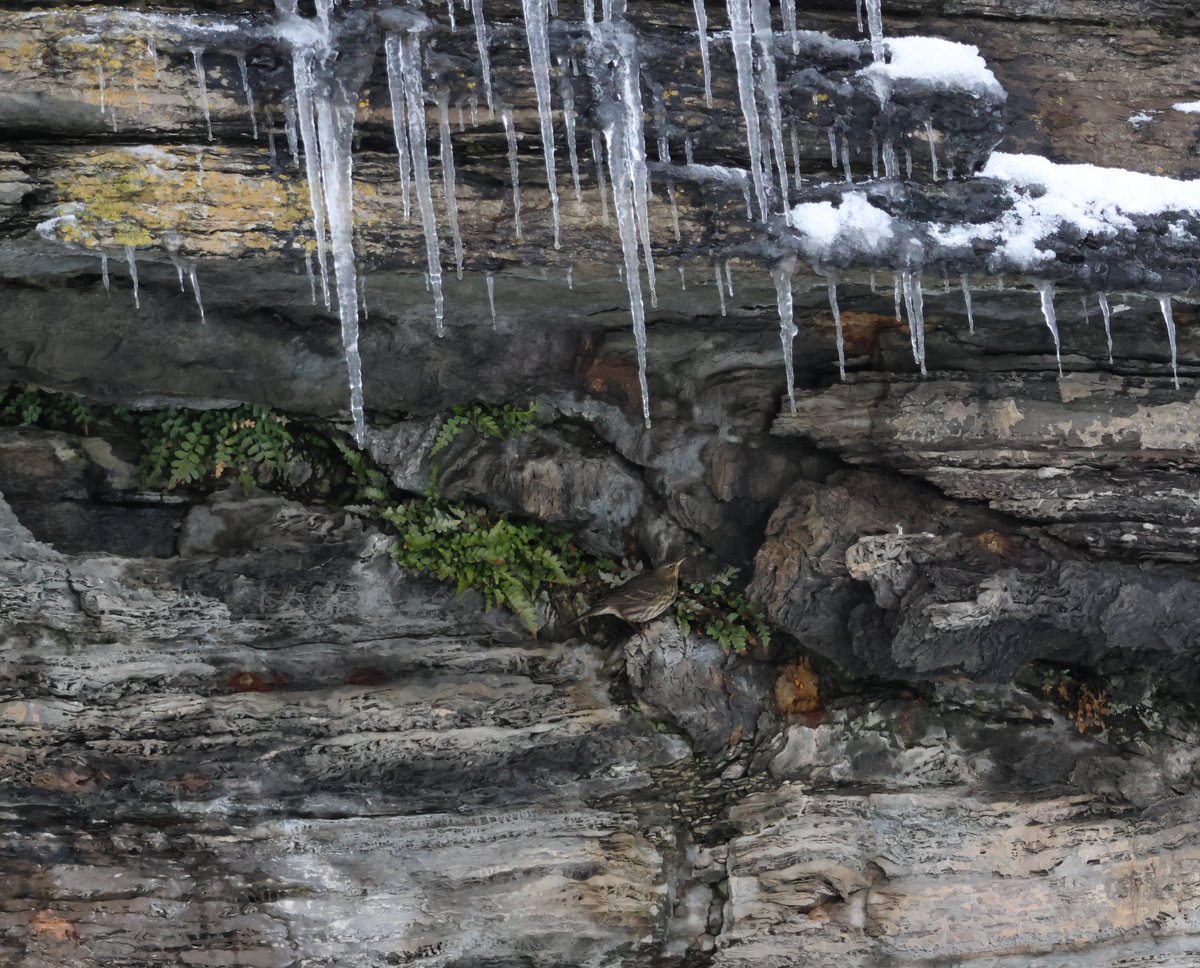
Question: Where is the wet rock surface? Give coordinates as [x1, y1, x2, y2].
[3, 0, 1200, 965]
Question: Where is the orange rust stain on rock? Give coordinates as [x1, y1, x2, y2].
[576, 335, 641, 412]
[32, 911, 79, 944]
[226, 670, 283, 693]
[30, 765, 98, 794]
[774, 657, 821, 718]
[975, 529, 1013, 556]
[814, 309, 909, 355]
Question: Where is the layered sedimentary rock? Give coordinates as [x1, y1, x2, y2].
[3, 0, 1200, 964]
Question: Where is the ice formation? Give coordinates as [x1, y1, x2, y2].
[960, 275, 974, 334]
[1158, 295, 1180, 388]
[125, 246, 140, 310]
[1098, 292, 1114, 363]
[188, 266, 206, 324]
[1035, 280, 1063, 376]
[502, 107, 524, 239]
[772, 259, 799, 414]
[522, 0, 562, 249]
[827, 278, 846, 379]
[191, 48, 213, 141]
[787, 193, 895, 263]
[236, 54, 259, 140]
[436, 91, 465, 278]
[692, 0, 714, 108]
[471, 0, 495, 117]
[727, 0, 770, 220]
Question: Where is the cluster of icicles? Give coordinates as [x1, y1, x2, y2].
[87, 0, 1183, 446]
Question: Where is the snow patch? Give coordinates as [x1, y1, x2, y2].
[860, 36, 1005, 102]
[1173, 101, 1200, 114]
[788, 193, 895, 262]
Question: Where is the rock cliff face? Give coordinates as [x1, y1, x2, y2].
[3, 0, 1200, 965]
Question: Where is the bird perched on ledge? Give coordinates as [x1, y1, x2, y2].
[577, 558, 685, 625]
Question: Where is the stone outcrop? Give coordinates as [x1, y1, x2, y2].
[3, 0, 1200, 964]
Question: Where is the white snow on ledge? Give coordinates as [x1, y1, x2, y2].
[1174, 101, 1200, 114]
[788, 194, 895, 262]
[933, 152, 1200, 267]
[860, 36, 1006, 102]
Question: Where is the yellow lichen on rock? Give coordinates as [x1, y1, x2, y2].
[44, 146, 311, 256]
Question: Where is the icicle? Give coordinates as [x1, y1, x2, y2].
[1034, 280, 1062, 376]
[925, 120, 939, 181]
[601, 120, 652, 424]
[436, 90, 465, 278]
[292, 51, 330, 309]
[865, 0, 885, 63]
[1098, 292, 1114, 364]
[313, 71, 368, 444]
[172, 256, 185, 292]
[727, 0, 769, 220]
[855, 0, 864, 32]
[100, 253, 109, 292]
[684, 134, 695, 166]
[828, 277, 846, 379]
[828, 130, 838, 168]
[305, 251, 317, 304]
[394, 32, 446, 337]
[790, 125, 803, 187]
[236, 54, 259, 140]
[714, 262, 727, 316]
[667, 183, 681, 241]
[893, 271, 903, 321]
[522, 0, 561, 249]
[905, 148, 913, 180]
[468, 96, 479, 126]
[125, 246, 140, 310]
[147, 37, 159, 82]
[692, 0, 714, 108]
[882, 138, 898, 179]
[781, 0, 800, 55]
[567, 266, 574, 289]
[384, 39, 413, 222]
[584, 0, 595, 27]
[942, 266, 950, 293]
[549, 0, 558, 14]
[265, 110, 278, 168]
[486, 272, 496, 325]
[1081, 295, 1090, 328]
[97, 65, 106, 114]
[501, 107, 524, 238]
[471, 0, 495, 118]
[675, 266, 685, 290]
[725, 261, 734, 296]
[188, 266, 206, 324]
[456, 104, 465, 131]
[358, 274, 368, 319]
[772, 259, 799, 414]
[870, 271, 877, 294]
[961, 274, 974, 334]
[870, 135, 879, 179]
[191, 48, 213, 142]
[590, 131, 610, 224]
[901, 271, 927, 375]
[841, 138, 853, 183]
[559, 68, 584, 209]
[445, 0, 457, 31]
[1158, 294, 1180, 389]
[750, 0, 790, 209]
[283, 97, 300, 168]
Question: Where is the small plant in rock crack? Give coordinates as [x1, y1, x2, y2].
[379, 497, 584, 634]
[428, 400, 539, 458]
[0, 384, 94, 435]
[126, 405, 296, 490]
[674, 566, 772, 655]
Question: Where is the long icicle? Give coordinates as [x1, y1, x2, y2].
[750, 0, 790, 210]
[314, 76, 367, 446]
[436, 89, 465, 278]
[772, 259, 798, 414]
[727, 0, 769, 220]
[522, 0, 561, 249]
[384, 36, 413, 221]
[1034, 280, 1063, 376]
[1158, 294, 1180, 389]
[1098, 292, 1114, 364]
[692, 0, 713, 108]
[960, 274, 974, 334]
[501, 107, 523, 238]
[236, 54, 259, 140]
[827, 275, 846, 379]
[125, 246, 139, 310]
[191, 48, 213, 142]
[292, 50, 331, 309]
[559, 65, 584, 209]
[470, 0, 495, 118]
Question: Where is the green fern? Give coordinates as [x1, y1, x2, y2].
[0, 385, 94, 434]
[429, 400, 539, 458]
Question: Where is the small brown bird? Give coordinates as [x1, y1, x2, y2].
[577, 558, 685, 625]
